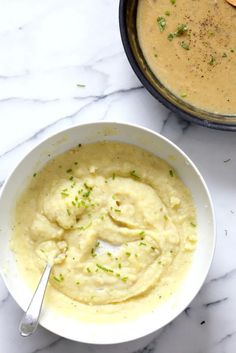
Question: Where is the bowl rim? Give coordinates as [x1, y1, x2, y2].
[0, 121, 216, 344]
[118, 0, 236, 132]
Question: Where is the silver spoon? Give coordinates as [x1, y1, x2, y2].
[19, 263, 52, 337]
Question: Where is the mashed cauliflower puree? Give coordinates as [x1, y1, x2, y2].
[11, 142, 197, 322]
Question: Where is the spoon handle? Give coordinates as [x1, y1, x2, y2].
[19, 263, 52, 337]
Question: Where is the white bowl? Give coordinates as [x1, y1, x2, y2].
[0, 122, 215, 345]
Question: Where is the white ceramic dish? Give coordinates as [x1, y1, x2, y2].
[0, 122, 215, 345]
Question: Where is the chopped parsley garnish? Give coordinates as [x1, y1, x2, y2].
[168, 33, 175, 41]
[129, 170, 140, 179]
[61, 192, 69, 197]
[83, 191, 90, 198]
[222, 53, 227, 58]
[151, 246, 156, 251]
[190, 222, 196, 227]
[223, 158, 231, 163]
[76, 281, 80, 285]
[118, 263, 122, 269]
[66, 209, 71, 216]
[180, 41, 190, 50]
[91, 248, 96, 257]
[208, 56, 215, 66]
[115, 208, 121, 213]
[77, 83, 86, 87]
[157, 17, 166, 32]
[66, 168, 72, 173]
[139, 231, 145, 236]
[139, 242, 147, 246]
[122, 276, 128, 282]
[175, 24, 188, 36]
[126, 252, 131, 257]
[170, 0, 176, 4]
[107, 252, 112, 257]
[164, 215, 168, 221]
[96, 264, 113, 273]
[33, 173, 37, 177]
[112, 173, 116, 180]
[86, 267, 91, 273]
[53, 273, 64, 282]
[169, 169, 174, 177]
[181, 93, 187, 98]
[165, 11, 170, 16]
[69, 176, 74, 181]
[78, 143, 82, 147]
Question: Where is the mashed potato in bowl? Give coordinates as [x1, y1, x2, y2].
[11, 141, 197, 322]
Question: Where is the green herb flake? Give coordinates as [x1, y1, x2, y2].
[170, 0, 176, 4]
[116, 273, 121, 278]
[223, 158, 231, 163]
[139, 242, 147, 246]
[118, 263, 122, 269]
[168, 33, 175, 41]
[165, 10, 171, 16]
[122, 276, 128, 282]
[169, 169, 174, 177]
[126, 252, 131, 257]
[78, 143, 82, 147]
[83, 191, 90, 198]
[115, 208, 121, 213]
[151, 246, 156, 251]
[129, 170, 140, 179]
[66, 168, 72, 173]
[61, 192, 69, 197]
[96, 264, 113, 273]
[76, 281, 80, 285]
[33, 173, 37, 177]
[53, 273, 64, 283]
[86, 267, 91, 273]
[66, 209, 71, 216]
[230, 49, 235, 53]
[107, 252, 112, 257]
[222, 53, 227, 58]
[190, 222, 196, 227]
[112, 173, 116, 180]
[175, 24, 188, 36]
[77, 83, 86, 88]
[135, 253, 138, 258]
[157, 16, 166, 32]
[139, 231, 145, 236]
[208, 55, 215, 66]
[164, 215, 168, 221]
[180, 41, 190, 50]
[69, 176, 74, 181]
[181, 93, 187, 98]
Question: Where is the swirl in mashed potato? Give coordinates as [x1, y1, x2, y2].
[12, 142, 197, 321]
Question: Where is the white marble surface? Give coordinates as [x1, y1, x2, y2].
[0, 0, 236, 352]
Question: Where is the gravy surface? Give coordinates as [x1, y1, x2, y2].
[137, 0, 236, 114]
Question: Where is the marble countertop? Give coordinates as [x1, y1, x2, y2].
[0, 1, 236, 352]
